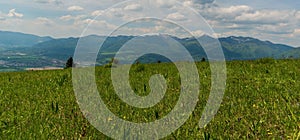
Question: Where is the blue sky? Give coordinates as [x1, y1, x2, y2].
[0, 0, 299, 47]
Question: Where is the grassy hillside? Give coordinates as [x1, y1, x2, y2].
[0, 59, 299, 139]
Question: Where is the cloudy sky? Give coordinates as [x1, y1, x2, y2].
[0, 0, 299, 47]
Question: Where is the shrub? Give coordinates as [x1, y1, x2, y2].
[256, 58, 275, 64]
[65, 57, 75, 69]
[134, 64, 145, 72]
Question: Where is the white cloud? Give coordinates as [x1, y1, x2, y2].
[60, 15, 73, 21]
[235, 10, 293, 24]
[198, 4, 299, 35]
[181, 0, 216, 9]
[256, 23, 294, 34]
[35, 17, 54, 26]
[60, 14, 88, 23]
[292, 29, 300, 36]
[218, 5, 252, 15]
[107, 8, 124, 17]
[167, 12, 186, 21]
[34, 0, 63, 5]
[91, 10, 104, 17]
[7, 9, 23, 18]
[226, 24, 242, 29]
[193, 0, 215, 5]
[0, 11, 6, 20]
[67, 6, 84, 11]
[51, 0, 63, 5]
[155, 0, 177, 8]
[157, 0, 215, 8]
[80, 18, 95, 24]
[191, 30, 205, 36]
[124, 4, 143, 11]
[203, 5, 253, 20]
[74, 18, 117, 32]
[34, 0, 49, 4]
[295, 11, 300, 20]
[183, 1, 193, 7]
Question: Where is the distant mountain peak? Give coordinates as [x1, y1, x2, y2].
[0, 30, 53, 48]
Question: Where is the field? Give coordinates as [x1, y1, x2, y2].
[0, 59, 299, 139]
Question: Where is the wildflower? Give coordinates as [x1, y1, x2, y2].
[267, 132, 272, 135]
[107, 117, 113, 121]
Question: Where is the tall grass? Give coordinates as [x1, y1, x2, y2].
[0, 59, 299, 139]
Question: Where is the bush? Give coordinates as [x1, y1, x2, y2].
[133, 64, 145, 72]
[65, 57, 75, 69]
[104, 58, 118, 68]
[256, 58, 275, 64]
[104, 63, 112, 68]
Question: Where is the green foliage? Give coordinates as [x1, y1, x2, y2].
[65, 57, 74, 69]
[104, 63, 112, 68]
[132, 64, 145, 72]
[255, 57, 275, 64]
[104, 58, 118, 68]
[0, 60, 299, 139]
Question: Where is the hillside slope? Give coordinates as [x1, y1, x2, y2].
[0, 31, 52, 49]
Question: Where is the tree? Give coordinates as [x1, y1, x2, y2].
[104, 58, 118, 68]
[65, 57, 75, 69]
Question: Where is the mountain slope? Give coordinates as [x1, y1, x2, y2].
[0, 31, 53, 49]
[25, 35, 297, 63]
[1, 32, 298, 70]
[220, 36, 294, 60]
[28, 37, 79, 60]
[282, 47, 300, 58]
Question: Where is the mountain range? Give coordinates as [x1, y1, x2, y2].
[0, 30, 299, 71]
[0, 31, 52, 50]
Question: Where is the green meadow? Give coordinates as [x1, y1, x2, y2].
[0, 59, 299, 139]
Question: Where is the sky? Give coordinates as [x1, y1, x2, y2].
[0, 0, 299, 47]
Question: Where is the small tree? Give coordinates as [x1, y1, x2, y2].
[110, 58, 119, 65]
[104, 58, 118, 68]
[65, 57, 75, 69]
